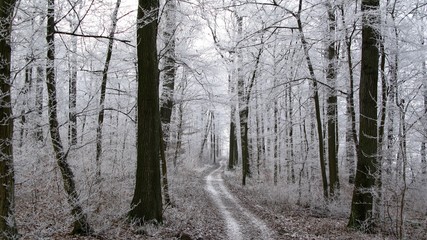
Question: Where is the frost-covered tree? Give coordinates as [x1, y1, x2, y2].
[0, 0, 18, 238]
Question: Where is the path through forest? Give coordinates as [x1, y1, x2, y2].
[205, 161, 274, 239]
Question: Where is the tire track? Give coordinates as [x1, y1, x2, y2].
[205, 161, 273, 239]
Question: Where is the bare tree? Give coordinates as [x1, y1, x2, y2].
[46, 0, 93, 234]
[95, 0, 121, 180]
[348, 0, 380, 232]
[129, 0, 163, 223]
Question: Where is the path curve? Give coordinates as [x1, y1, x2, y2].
[205, 161, 273, 239]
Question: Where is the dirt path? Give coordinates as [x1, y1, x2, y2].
[205, 161, 274, 240]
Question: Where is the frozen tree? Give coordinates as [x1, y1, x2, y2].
[45, 0, 93, 234]
[0, 0, 18, 238]
[348, 0, 380, 232]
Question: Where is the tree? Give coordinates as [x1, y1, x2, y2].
[326, 0, 339, 197]
[95, 0, 121, 180]
[348, 0, 380, 232]
[67, 7, 78, 146]
[45, 0, 93, 234]
[296, 0, 328, 199]
[0, 0, 18, 238]
[159, 0, 177, 205]
[129, 0, 163, 223]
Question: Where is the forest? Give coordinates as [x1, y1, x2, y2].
[0, 0, 426, 239]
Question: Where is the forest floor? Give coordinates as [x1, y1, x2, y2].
[15, 158, 397, 239]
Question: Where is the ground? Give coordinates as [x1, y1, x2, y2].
[14, 155, 400, 239]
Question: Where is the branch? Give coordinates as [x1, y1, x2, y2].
[54, 30, 134, 47]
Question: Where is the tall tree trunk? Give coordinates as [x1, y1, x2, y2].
[95, 0, 121, 180]
[296, 3, 328, 199]
[19, 58, 32, 147]
[288, 85, 295, 183]
[326, 1, 339, 197]
[129, 0, 163, 223]
[160, 0, 176, 147]
[228, 70, 238, 169]
[46, 0, 93, 234]
[348, 0, 380, 232]
[0, 0, 18, 238]
[172, 76, 187, 168]
[159, 0, 176, 205]
[35, 65, 44, 142]
[422, 36, 427, 177]
[239, 41, 263, 186]
[159, 126, 170, 205]
[273, 99, 279, 186]
[68, 14, 78, 146]
[340, 3, 359, 184]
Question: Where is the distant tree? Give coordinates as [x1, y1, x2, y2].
[348, 0, 380, 232]
[0, 0, 18, 238]
[129, 0, 163, 223]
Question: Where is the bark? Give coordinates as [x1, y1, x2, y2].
[129, 0, 163, 223]
[0, 0, 18, 238]
[95, 0, 121, 180]
[296, 4, 328, 199]
[326, 1, 339, 197]
[46, 0, 93, 234]
[348, 0, 380, 232]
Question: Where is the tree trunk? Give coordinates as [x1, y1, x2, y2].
[326, 1, 339, 197]
[340, 3, 359, 184]
[159, 0, 176, 204]
[422, 40, 427, 177]
[296, 7, 328, 199]
[273, 99, 279, 186]
[159, 126, 170, 205]
[129, 0, 163, 223]
[228, 69, 238, 170]
[95, 0, 121, 180]
[35, 65, 44, 142]
[0, 0, 18, 238]
[160, 0, 176, 147]
[46, 0, 93, 234]
[19, 58, 32, 147]
[348, 0, 380, 232]
[68, 15, 78, 146]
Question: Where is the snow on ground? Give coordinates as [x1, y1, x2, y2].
[205, 160, 275, 240]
